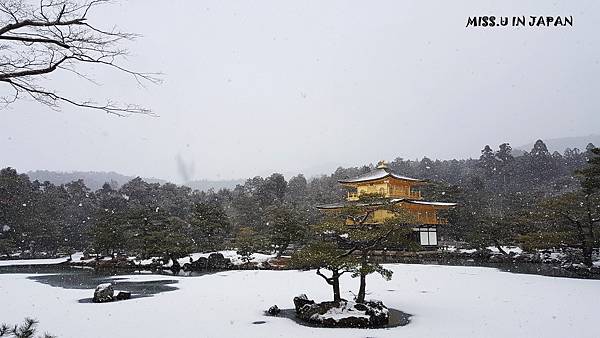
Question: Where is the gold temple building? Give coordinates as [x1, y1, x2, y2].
[317, 160, 456, 247]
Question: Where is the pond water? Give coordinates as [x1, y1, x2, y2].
[0, 265, 185, 299]
[407, 259, 600, 279]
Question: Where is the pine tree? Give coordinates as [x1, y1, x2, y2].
[578, 147, 600, 195]
[292, 193, 416, 303]
[479, 145, 498, 179]
[0, 318, 54, 338]
[235, 227, 258, 263]
[188, 201, 231, 252]
[264, 203, 307, 257]
[291, 241, 358, 302]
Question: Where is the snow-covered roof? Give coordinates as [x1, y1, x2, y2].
[316, 198, 456, 209]
[338, 167, 424, 184]
[406, 200, 457, 207]
[316, 202, 347, 209]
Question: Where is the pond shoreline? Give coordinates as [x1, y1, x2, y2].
[2, 249, 599, 280]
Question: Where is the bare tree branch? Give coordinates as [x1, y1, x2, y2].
[316, 268, 333, 285]
[0, 0, 159, 115]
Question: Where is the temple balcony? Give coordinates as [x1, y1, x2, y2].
[347, 189, 422, 201]
[414, 215, 448, 225]
[389, 188, 421, 200]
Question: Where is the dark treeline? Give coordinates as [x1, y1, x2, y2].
[1, 140, 598, 264]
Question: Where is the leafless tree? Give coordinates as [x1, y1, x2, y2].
[0, 0, 160, 116]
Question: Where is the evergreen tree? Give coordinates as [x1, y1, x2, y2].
[235, 227, 258, 263]
[146, 216, 196, 270]
[291, 241, 358, 302]
[541, 192, 599, 266]
[293, 193, 416, 303]
[188, 201, 231, 251]
[578, 147, 600, 195]
[478, 145, 498, 180]
[264, 203, 308, 257]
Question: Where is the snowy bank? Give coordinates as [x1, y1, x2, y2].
[0, 252, 84, 267]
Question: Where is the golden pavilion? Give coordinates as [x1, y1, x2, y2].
[317, 160, 456, 247]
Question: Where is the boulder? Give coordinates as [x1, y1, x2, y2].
[363, 300, 389, 327]
[184, 257, 208, 271]
[267, 305, 280, 315]
[207, 253, 232, 270]
[293, 294, 315, 313]
[93, 283, 114, 303]
[115, 291, 131, 300]
[194, 257, 209, 269]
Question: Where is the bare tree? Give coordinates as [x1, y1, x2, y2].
[0, 0, 160, 116]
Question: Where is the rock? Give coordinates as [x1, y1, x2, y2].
[183, 253, 233, 271]
[293, 295, 389, 328]
[195, 257, 209, 269]
[293, 294, 315, 313]
[184, 257, 208, 271]
[354, 303, 368, 311]
[115, 291, 131, 300]
[207, 253, 232, 270]
[363, 300, 389, 326]
[267, 305, 280, 315]
[93, 283, 114, 303]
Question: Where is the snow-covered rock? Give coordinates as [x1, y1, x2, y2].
[93, 283, 114, 303]
[294, 295, 389, 328]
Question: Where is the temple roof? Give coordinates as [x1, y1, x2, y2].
[317, 198, 457, 210]
[338, 161, 424, 184]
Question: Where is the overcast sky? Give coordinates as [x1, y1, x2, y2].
[1, 0, 599, 182]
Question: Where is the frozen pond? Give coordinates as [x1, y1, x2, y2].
[0, 265, 185, 299]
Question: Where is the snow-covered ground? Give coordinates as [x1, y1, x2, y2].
[0, 264, 598, 338]
[0, 252, 84, 267]
[443, 245, 523, 255]
[0, 251, 276, 268]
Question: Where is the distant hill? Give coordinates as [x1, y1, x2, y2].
[26, 170, 168, 191]
[515, 134, 600, 155]
[25, 170, 244, 192]
[184, 179, 245, 191]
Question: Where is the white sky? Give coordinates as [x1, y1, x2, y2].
[1, 0, 599, 182]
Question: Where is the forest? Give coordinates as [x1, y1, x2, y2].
[1, 139, 599, 266]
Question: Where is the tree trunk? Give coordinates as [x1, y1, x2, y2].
[583, 198, 596, 267]
[276, 243, 288, 258]
[582, 228, 594, 267]
[356, 251, 368, 303]
[493, 239, 508, 256]
[356, 272, 366, 303]
[332, 270, 341, 302]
